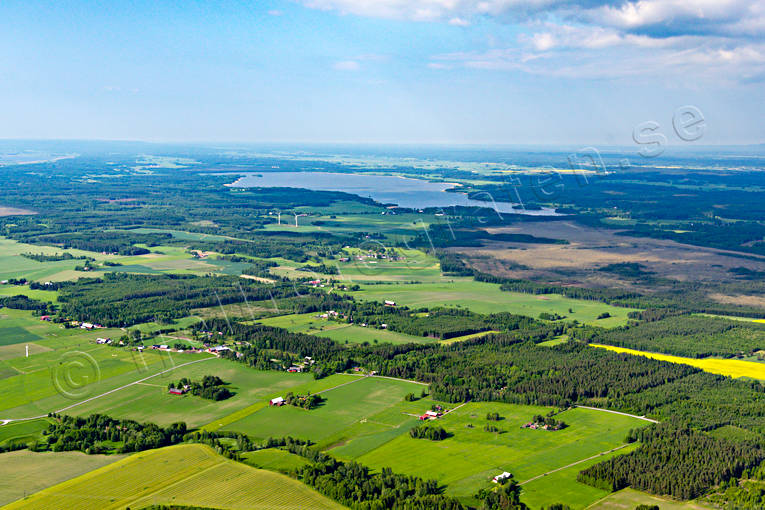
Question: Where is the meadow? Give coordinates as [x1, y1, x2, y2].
[589, 488, 715, 510]
[0, 449, 127, 506]
[2, 443, 343, 510]
[0, 307, 216, 420]
[0, 418, 50, 446]
[220, 375, 425, 446]
[591, 344, 765, 380]
[64, 358, 320, 428]
[258, 312, 435, 345]
[349, 278, 636, 326]
[351, 402, 645, 507]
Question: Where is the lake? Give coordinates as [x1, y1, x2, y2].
[227, 172, 559, 216]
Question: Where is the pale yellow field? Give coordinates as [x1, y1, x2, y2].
[3, 443, 344, 510]
[591, 344, 765, 380]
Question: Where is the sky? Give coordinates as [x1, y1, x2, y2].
[0, 0, 763, 145]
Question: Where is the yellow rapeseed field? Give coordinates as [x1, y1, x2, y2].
[590, 344, 765, 380]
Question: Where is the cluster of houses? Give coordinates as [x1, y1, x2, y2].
[67, 321, 104, 330]
[286, 356, 314, 373]
[419, 409, 443, 421]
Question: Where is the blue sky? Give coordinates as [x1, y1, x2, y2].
[1, 0, 763, 145]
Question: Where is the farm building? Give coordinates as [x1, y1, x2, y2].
[287, 366, 302, 373]
[420, 410, 442, 420]
[384, 300, 396, 306]
[492, 472, 512, 483]
[270, 397, 285, 406]
[168, 388, 185, 396]
[80, 322, 94, 330]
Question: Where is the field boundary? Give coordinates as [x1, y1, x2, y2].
[574, 405, 659, 423]
[518, 443, 630, 486]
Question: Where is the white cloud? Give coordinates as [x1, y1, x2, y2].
[449, 17, 471, 26]
[302, 0, 764, 84]
[333, 60, 361, 70]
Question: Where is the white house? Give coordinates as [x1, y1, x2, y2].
[492, 472, 512, 483]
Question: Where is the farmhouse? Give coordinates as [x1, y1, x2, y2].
[384, 300, 396, 306]
[80, 322, 94, 330]
[492, 472, 512, 483]
[168, 388, 185, 396]
[270, 397, 285, 406]
[287, 366, 302, 373]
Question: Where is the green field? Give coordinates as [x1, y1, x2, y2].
[350, 402, 645, 507]
[242, 448, 311, 473]
[0, 418, 51, 446]
[0, 449, 127, 506]
[3, 443, 344, 510]
[63, 358, 320, 428]
[590, 488, 715, 510]
[0, 238, 99, 282]
[221, 375, 425, 446]
[259, 312, 434, 345]
[349, 278, 636, 326]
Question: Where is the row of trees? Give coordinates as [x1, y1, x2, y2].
[44, 413, 187, 454]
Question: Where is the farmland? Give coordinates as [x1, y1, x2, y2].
[347, 402, 645, 507]
[63, 358, 320, 428]
[2, 443, 343, 510]
[591, 344, 765, 380]
[258, 312, 435, 344]
[220, 375, 425, 445]
[349, 278, 635, 326]
[589, 488, 715, 510]
[0, 449, 127, 506]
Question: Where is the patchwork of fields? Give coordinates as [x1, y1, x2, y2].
[0, 449, 127, 506]
[348, 279, 636, 327]
[2, 444, 343, 510]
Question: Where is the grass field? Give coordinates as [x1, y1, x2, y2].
[258, 312, 434, 345]
[349, 278, 636, 326]
[589, 488, 715, 509]
[3, 443, 343, 510]
[0, 418, 50, 446]
[351, 402, 645, 507]
[0, 449, 127, 506]
[0, 238, 100, 282]
[242, 448, 311, 473]
[519, 443, 640, 510]
[64, 358, 320, 428]
[221, 375, 425, 446]
[591, 344, 765, 380]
